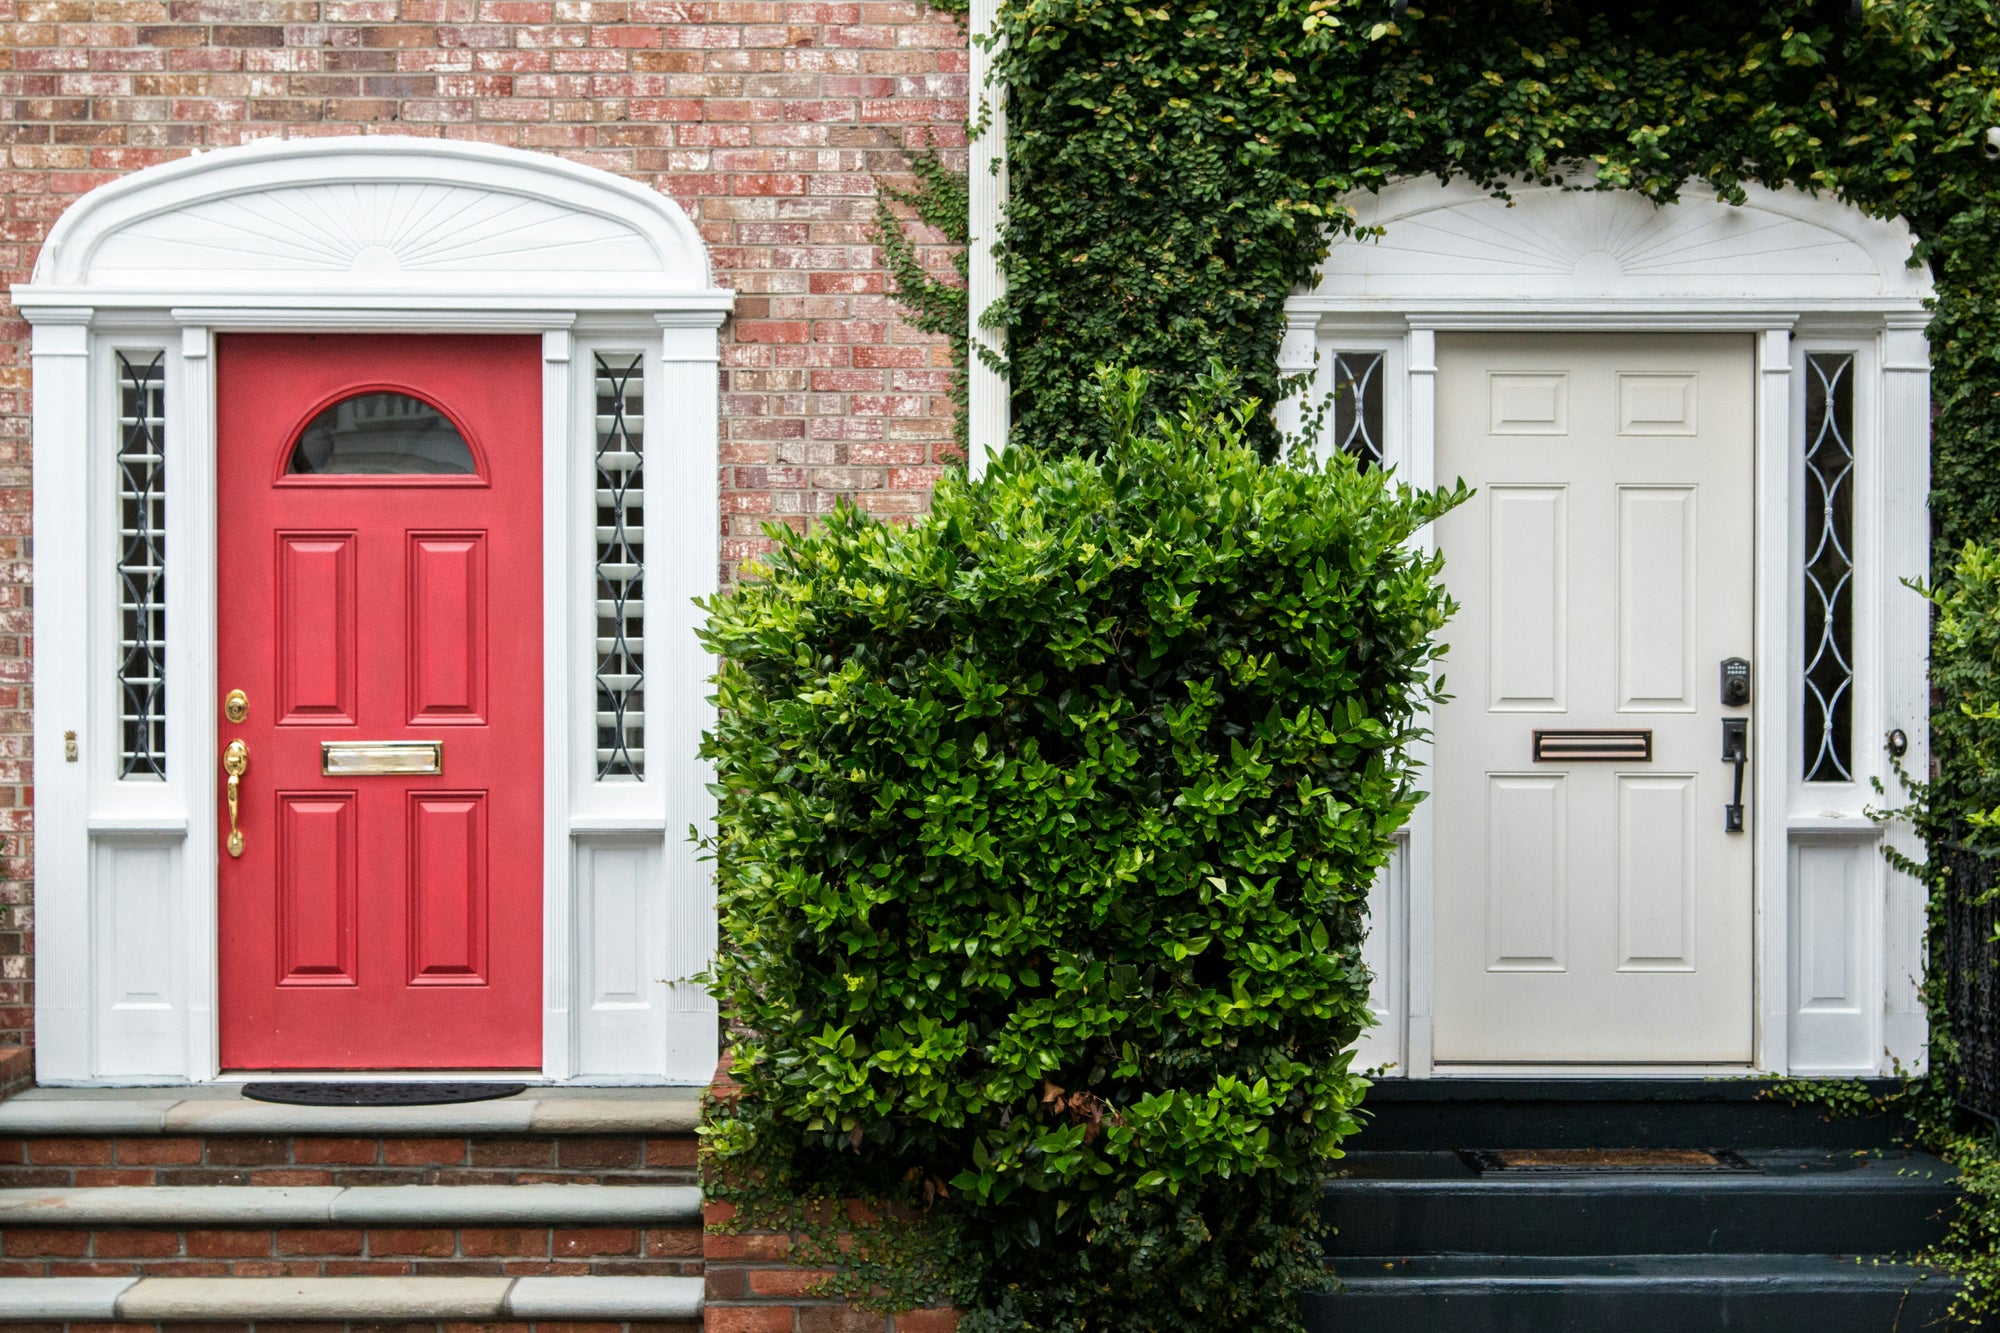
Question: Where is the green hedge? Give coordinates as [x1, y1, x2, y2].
[702, 366, 1462, 1330]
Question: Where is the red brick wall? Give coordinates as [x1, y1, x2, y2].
[703, 1198, 960, 1333]
[0, 0, 969, 1052]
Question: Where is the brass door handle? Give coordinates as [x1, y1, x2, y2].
[223, 739, 249, 858]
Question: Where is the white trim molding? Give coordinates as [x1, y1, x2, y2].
[1295, 176, 1933, 1079]
[16, 137, 734, 1085]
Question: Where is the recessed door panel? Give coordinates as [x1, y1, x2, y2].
[277, 535, 355, 723]
[217, 334, 542, 1070]
[409, 534, 487, 723]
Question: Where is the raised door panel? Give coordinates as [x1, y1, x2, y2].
[1617, 373, 1699, 436]
[276, 794, 358, 985]
[1615, 774, 1697, 971]
[277, 535, 355, 723]
[1486, 774, 1566, 972]
[408, 793, 488, 985]
[1618, 487, 1698, 712]
[1488, 486, 1568, 711]
[408, 534, 487, 723]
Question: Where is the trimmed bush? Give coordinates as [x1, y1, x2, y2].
[700, 366, 1463, 1330]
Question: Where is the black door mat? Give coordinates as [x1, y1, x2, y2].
[1459, 1148, 1757, 1173]
[242, 1081, 530, 1107]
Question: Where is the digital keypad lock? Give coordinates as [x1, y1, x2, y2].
[1720, 657, 1751, 708]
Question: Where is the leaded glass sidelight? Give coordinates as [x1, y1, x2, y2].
[117, 351, 167, 779]
[1803, 352, 1856, 783]
[594, 353, 646, 779]
[1329, 351, 1385, 469]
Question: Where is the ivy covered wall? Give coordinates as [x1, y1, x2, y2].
[989, 0, 2000, 547]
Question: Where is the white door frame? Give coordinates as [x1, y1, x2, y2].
[15, 137, 734, 1085]
[1281, 178, 1934, 1078]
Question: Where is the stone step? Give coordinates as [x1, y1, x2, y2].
[1352, 1078, 1914, 1152]
[1324, 1149, 1958, 1257]
[0, 1088, 701, 1138]
[1309, 1254, 1959, 1332]
[0, 1274, 703, 1322]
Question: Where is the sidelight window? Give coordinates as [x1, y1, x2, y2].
[1802, 352, 1856, 784]
[593, 353, 646, 780]
[116, 351, 167, 779]
[1329, 350, 1385, 470]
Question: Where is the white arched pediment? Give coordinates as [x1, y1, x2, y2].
[28, 136, 720, 304]
[1310, 176, 1931, 306]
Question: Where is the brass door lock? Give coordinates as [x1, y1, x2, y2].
[224, 689, 249, 724]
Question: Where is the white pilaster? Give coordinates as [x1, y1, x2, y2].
[27, 314, 93, 1083]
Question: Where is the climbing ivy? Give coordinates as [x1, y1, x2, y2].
[991, 0, 2000, 545]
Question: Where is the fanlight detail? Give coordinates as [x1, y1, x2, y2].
[288, 392, 479, 477]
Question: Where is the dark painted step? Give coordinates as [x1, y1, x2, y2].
[1355, 1078, 1913, 1151]
[1311, 1254, 1961, 1333]
[1325, 1149, 1958, 1257]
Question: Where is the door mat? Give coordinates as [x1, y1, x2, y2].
[242, 1081, 530, 1107]
[1459, 1148, 1757, 1174]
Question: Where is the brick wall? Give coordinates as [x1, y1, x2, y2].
[703, 1198, 960, 1333]
[0, 0, 970, 1051]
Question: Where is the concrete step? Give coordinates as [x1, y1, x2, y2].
[1310, 1254, 1959, 1333]
[0, 1273, 703, 1321]
[1324, 1149, 1958, 1257]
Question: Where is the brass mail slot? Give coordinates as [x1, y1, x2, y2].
[321, 741, 443, 776]
[1532, 729, 1653, 763]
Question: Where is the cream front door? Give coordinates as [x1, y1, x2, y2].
[1431, 333, 1755, 1064]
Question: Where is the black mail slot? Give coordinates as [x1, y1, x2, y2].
[1533, 729, 1653, 762]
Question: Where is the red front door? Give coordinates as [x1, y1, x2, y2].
[217, 335, 543, 1070]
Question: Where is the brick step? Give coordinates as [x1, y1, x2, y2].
[0, 1324, 691, 1332]
[0, 1183, 702, 1278]
[0, 1134, 698, 1188]
[0, 1224, 697, 1278]
[0, 1184, 701, 1225]
[0, 1090, 701, 1188]
[0, 1274, 703, 1324]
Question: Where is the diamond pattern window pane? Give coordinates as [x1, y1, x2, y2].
[594, 353, 645, 780]
[1330, 350, 1385, 470]
[1803, 352, 1855, 784]
[117, 351, 167, 779]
